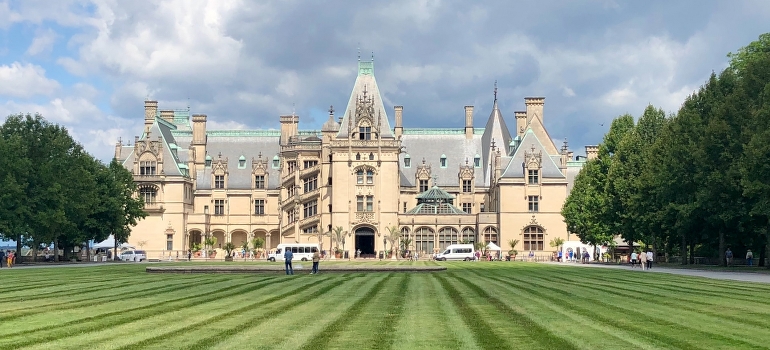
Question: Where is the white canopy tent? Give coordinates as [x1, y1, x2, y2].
[486, 242, 502, 251]
[92, 235, 136, 250]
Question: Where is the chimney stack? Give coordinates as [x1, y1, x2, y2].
[160, 110, 174, 123]
[464, 106, 474, 139]
[585, 145, 599, 160]
[524, 97, 545, 123]
[144, 100, 158, 133]
[514, 111, 527, 136]
[394, 106, 403, 139]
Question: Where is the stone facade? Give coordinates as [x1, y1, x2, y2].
[115, 59, 593, 259]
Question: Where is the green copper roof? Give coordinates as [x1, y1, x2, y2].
[401, 128, 484, 135]
[416, 186, 456, 200]
[406, 202, 467, 215]
[358, 60, 374, 76]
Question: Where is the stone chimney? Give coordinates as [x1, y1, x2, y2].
[464, 106, 474, 139]
[585, 145, 599, 160]
[514, 111, 527, 137]
[144, 100, 158, 133]
[394, 106, 403, 139]
[191, 114, 207, 166]
[114, 138, 122, 160]
[524, 97, 545, 123]
[160, 110, 174, 123]
[280, 115, 299, 145]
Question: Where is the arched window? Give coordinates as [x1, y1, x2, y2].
[366, 170, 374, 184]
[205, 155, 212, 168]
[356, 153, 361, 160]
[369, 153, 374, 160]
[483, 226, 498, 245]
[523, 226, 544, 251]
[438, 227, 458, 251]
[474, 154, 481, 168]
[356, 170, 364, 184]
[414, 227, 434, 254]
[272, 155, 280, 169]
[440, 154, 447, 168]
[462, 227, 475, 244]
[139, 187, 157, 203]
[404, 154, 411, 168]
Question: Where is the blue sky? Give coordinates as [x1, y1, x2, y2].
[1, 0, 769, 164]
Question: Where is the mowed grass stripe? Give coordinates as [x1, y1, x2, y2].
[216, 274, 380, 350]
[0, 276, 148, 302]
[0, 276, 203, 319]
[297, 273, 395, 350]
[506, 269, 760, 348]
[527, 269, 770, 328]
[445, 273, 579, 350]
[0, 276, 272, 346]
[46, 275, 349, 350]
[459, 270, 646, 350]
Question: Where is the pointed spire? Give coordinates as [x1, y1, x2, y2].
[494, 80, 498, 102]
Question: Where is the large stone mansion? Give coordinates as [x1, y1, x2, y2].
[115, 59, 595, 258]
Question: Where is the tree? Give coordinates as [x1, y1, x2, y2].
[562, 159, 615, 257]
[251, 237, 265, 258]
[331, 226, 347, 257]
[508, 239, 520, 257]
[548, 237, 563, 251]
[108, 159, 147, 260]
[385, 226, 401, 259]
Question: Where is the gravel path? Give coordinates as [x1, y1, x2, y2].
[543, 261, 770, 284]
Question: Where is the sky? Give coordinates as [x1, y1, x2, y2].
[1, 0, 769, 163]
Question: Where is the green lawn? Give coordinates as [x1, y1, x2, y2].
[2, 261, 769, 350]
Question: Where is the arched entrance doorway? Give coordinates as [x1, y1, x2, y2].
[355, 227, 375, 256]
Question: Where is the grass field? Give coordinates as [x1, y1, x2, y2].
[2, 261, 770, 350]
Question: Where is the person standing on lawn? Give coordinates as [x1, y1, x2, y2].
[726, 248, 734, 266]
[311, 249, 320, 274]
[284, 248, 294, 275]
[746, 250, 754, 266]
[630, 251, 638, 268]
[646, 250, 653, 270]
[639, 249, 647, 270]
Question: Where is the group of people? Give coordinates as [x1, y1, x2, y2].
[0, 250, 16, 268]
[630, 251, 654, 270]
[283, 247, 321, 275]
[725, 248, 755, 266]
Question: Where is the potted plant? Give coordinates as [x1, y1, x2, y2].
[191, 243, 202, 257]
[204, 236, 218, 259]
[331, 226, 347, 259]
[241, 241, 250, 261]
[386, 226, 401, 260]
[251, 237, 265, 259]
[508, 239, 520, 260]
[223, 242, 236, 261]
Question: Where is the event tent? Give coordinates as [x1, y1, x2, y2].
[486, 242, 502, 251]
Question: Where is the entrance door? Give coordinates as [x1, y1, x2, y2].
[355, 227, 375, 256]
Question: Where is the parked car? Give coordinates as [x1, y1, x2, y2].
[120, 250, 147, 262]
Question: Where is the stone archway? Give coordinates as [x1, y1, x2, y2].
[354, 226, 376, 257]
[188, 230, 202, 248]
[212, 230, 226, 250]
[231, 230, 248, 248]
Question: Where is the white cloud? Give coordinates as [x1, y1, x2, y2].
[208, 120, 248, 130]
[562, 86, 576, 97]
[26, 28, 58, 56]
[0, 62, 60, 98]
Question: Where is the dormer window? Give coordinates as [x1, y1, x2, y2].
[368, 153, 374, 160]
[440, 154, 447, 168]
[205, 155, 212, 168]
[474, 155, 481, 168]
[238, 156, 246, 169]
[404, 155, 411, 168]
[140, 161, 156, 175]
[528, 169, 539, 184]
[272, 155, 280, 169]
[359, 126, 371, 140]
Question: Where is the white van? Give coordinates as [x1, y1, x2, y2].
[268, 243, 320, 262]
[435, 244, 475, 261]
[120, 250, 147, 262]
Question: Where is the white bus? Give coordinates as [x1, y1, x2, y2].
[268, 243, 320, 262]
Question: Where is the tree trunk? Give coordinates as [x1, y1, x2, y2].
[680, 235, 687, 265]
[765, 224, 770, 269]
[53, 237, 59, 263]
[719, 229, 726, 267]
[114, 236, 118, 262]
[15, 233, 22, 263]
[689, 243, 695, 265]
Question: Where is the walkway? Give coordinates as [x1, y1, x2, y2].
[544, 261, 770, 284]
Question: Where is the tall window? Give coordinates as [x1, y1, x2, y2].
[366, 170, 374, 184]
[462, 227, 475, 245]
[368, 153, 374, 160]
[523, 226, 544, 251]
[272, 157, 279, 168]
[356, 153, 361, 160]
[528, 169, 539, 184]
[440, 156, 447, 168]
[205, 158, 212, 168]
[254, 199, 265, 215]
[356, 170, 364, 184]
[214, 175, 225, 189]
[255, 175, 265, 189]
[287, 186, 296, 198]
[462, 180, 472, 193]
[166, 234, 173, 251]
[480, 203, 485, 212]
[474, 156, 481, 168]
[462, 203, 472, 214]
[214, 200, 225, 215]
[140, 187, 157, 203]
[303, 226, 318, 234]
[438, 227, 458, 250]
[140, 161, 156, 175]
[287, 161, 297, 173]
[303, 200, 317, 218]
[287, 209, 295, 223]
[528, 196, 539, 212]
[303, 160, 318, 168]
[415, 227, 435, 253]
[303, 176, 318, 193]
[356, 195, 373, 212]
[419, 179, 429, 192]
[483, 226, 498, 245]
[239, 158, 246, 168]
[403, 202, 407, 213]
[359, 126, 371, 140]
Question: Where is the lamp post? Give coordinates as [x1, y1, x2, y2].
[204, 206, 210, 262]
[342, 235, 346, 260]
[383, 237, 388, 259]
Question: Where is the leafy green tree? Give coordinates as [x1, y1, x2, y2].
[108, 158, 147, 259]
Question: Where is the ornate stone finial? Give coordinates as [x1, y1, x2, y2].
[258, 151, 262, 159]
[465, 158, 469, 165]
[371, 51, 374, 61]
[329, 105, 334, 116]
[362, 84, 368, 98]
[432, 174, 438, 184]
[118, 137, 122, 145]
[494, 80, 498, 101]
[422, 158, 426, 165]
[491, 139, 496, 151]
[531, 144, 536, 153]
[218, 152, 222, 159]
[357, 46, 361, 61]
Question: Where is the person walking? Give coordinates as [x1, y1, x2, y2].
[7, 251, 14, 268]
[746, 249, 754, 266]
[646, 250, 653, 270]
[284, 248, 294, 275]
[0, 250, 4, 268]
[630, 251, 638, 268]
[726, 248, 734, 266]
[639, 249, 647, 270]
[311, 249, 320, 274]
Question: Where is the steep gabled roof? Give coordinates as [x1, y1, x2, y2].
[336, 59, 394, 139]
[501, 128, 564, 179]
[481, 91, 513, 186]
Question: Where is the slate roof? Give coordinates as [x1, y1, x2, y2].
[398, 130, 485, 188]
[195, 136, 282, 190]
[481, 97, 513, 186]
[501, 128, 565, 179]
[336, 59, 394, 139]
